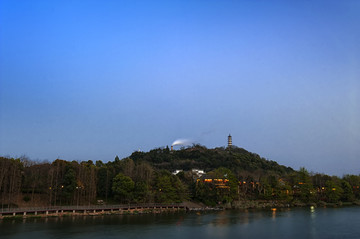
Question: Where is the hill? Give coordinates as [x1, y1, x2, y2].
[1, 145, 359, 208]
[130, 144, 294, 176]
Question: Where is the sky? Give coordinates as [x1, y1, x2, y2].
[0, 0, 359, 176]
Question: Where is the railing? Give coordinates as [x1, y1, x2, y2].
[0, 203, 185, 214]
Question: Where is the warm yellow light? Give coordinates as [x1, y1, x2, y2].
[310, 206, 315, 213]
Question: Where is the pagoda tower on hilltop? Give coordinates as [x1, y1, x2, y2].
[228, 134, 232, 148]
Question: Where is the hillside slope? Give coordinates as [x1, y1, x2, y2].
[130, 145, 294, 176]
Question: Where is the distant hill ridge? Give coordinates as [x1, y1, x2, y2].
[129, 144, 294, 176]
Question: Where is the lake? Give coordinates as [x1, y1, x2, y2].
[1, 207, 360, 239]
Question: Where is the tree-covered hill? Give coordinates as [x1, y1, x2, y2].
[1, 145, 359, 208]
[130, 144, 294, 176]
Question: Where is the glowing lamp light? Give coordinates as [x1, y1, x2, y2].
[310, 206, 315, 213]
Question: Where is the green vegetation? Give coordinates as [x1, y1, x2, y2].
[112, 173, 135, 203]
[1, 145, 360, 208]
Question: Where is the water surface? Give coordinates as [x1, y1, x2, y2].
[1, 207, 360, 239]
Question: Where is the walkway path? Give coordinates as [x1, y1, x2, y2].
[0, 203, 186, 217]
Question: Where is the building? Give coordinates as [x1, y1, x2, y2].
[197, 176, 230, 190]
[228, 134, 232, 148]
[172, 170, 183, 175]
[192, 169, 205, 178]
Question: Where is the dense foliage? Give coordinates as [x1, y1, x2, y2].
[1, 145, 359, 208]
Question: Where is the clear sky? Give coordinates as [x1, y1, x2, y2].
[0, 0, 359, 176]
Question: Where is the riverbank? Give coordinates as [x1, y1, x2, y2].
[230, 200, 360, 209]
[1, 208, 184, 220]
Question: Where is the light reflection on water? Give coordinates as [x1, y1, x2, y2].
[1, 207, 360, 239]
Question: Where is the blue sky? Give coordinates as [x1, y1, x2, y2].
[0, 0, 359, 176]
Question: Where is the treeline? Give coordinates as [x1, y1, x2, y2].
[0, 156, 187, 208]
[195, 166, 360, 206]
[1, 145, 359, 208]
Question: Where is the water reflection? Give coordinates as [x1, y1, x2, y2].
[210, 210, 230, 226]
[1, 208, 360, 239]
[271, 208, 277, 221]
[241, 209, 249, 225]
[310, 206, 315, 213]
[175, 215, 184, 226]
[309, 206, 317, 237]
[201, 208, 287, 228]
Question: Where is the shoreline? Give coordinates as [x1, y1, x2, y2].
[0, 207, 187, 220]
[230, 200, 360, 210]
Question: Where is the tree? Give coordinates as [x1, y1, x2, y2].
[0, 157, 23, 208]
[122, 158, 135, 178]
[133, 162, 153, 184]
[195, 180, 216, 206]
[154, 170, 186, 203]
[294, 167, 315, 203]
[61, 168, 76, 204]
[112, 173, 135, 203]
[341, 180, 354, 202]
[133, 181, 151, 203]
[343, 175, 360, 199]
[325, 180, 343, 203]
[259, 177, 273, 200]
